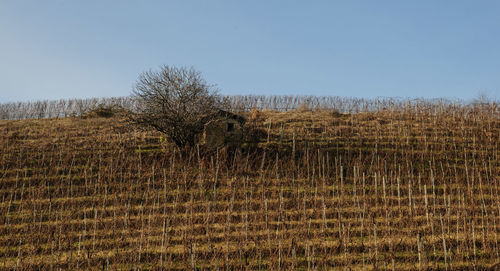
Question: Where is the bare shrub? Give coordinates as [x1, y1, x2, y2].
[131, 65, 224, 147]
[82, 104, 127, 118]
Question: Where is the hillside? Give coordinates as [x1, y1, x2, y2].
[0, 106, 499, 270]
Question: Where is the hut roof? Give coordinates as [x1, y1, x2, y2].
[201, 109, 245, 125]
[213, 110, 246, 124]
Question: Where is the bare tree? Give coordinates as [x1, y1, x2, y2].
[131, 65, 224, 147]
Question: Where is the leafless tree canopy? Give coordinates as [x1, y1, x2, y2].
[132, 65, 223, 147]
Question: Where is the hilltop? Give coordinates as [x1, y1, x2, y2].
[0, 106, 499, 270]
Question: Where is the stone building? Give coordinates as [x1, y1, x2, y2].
[200, 110, 246, 149]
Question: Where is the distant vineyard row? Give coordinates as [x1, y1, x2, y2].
[1, 95, 496, 120]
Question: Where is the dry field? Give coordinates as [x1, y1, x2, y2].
[0, 105, 499, 270]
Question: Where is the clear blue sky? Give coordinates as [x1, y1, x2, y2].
[1, 1, 499, 102]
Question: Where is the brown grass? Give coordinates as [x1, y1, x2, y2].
[0, 105, 498, 270]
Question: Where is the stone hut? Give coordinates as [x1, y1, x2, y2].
[200, 110, 246, 149]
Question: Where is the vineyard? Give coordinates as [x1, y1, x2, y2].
[0, 95, 469, 120]
[0, 99, 499, 270]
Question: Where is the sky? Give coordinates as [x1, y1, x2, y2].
[1, 0, 499, 102]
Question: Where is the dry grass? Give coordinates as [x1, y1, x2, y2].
[0, 105, 499, 270]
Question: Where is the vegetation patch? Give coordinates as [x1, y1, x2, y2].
[0, 103, 498, 270]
